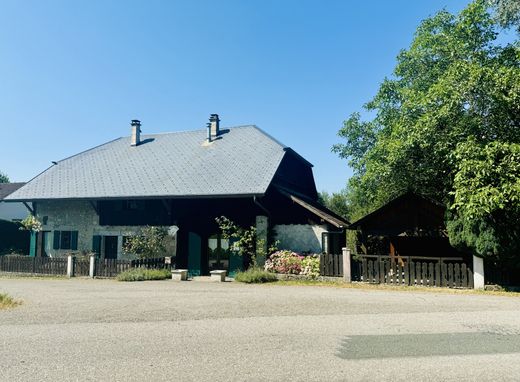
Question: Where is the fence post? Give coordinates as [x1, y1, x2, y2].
[89, 254, 96, 278]
[473, 255, 485, 289]
[342, 248, 351, 283]
[67, 255, 75, 278]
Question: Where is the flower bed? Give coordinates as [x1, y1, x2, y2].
[265, 251, 321, 279]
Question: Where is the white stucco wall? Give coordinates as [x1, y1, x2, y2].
[273, 224, 327, 254]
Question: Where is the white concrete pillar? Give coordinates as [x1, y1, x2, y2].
[89, 254, 96, 278]
[67, 255, 75, 278]
[473, 255, 485, 289]
[342, 247, 351, 283]
[255, 216, 268, 267]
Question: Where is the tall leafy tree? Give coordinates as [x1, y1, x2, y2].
[334, 0, 520, 223]
[447, 139, 520, 262]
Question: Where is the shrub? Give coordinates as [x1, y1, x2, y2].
[264, 250, 303, 274]
[300, 255, 320, 279]
[116, 268, 171, 282]
[234, 267, 278, 283]
[0, 293, 20, 309]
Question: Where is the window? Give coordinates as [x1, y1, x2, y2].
[53, 231, 78, 250]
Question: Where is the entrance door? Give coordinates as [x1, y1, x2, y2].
[104, 236, 118, 259]
[188, 232, 201, 277]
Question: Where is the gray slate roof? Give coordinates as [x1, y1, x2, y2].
[0, 183, 26, 200]
[6, 126, 293, 201]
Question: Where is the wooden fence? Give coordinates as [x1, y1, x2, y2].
[0, 255, 172, 278]
[320, 253, 343, 277]
[353, 255, 473, 288]
[0, 256, 68, 276]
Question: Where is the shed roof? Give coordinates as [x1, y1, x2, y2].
[0, 183, 26, 200]
[6, 126, 299, 201]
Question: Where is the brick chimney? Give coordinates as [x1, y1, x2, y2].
[131, 120, 141, 146]
[209, 114, 220, 138]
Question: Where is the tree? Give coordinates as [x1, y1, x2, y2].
[122, 226, 168, 259]
[0, 171, 9, 183]
[333, 0, 520, 221]
[333, 0, 520, 260]
[490, 0, 520, 31]
[447, 139, 520, 263]
[318, 191, 351, 220]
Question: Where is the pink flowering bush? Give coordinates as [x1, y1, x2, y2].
[264, 250, 304, 274]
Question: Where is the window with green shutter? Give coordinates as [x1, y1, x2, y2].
[53, 230, 79, 250]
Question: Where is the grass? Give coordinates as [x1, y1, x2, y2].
[0, 293, 21, 309]
[116, 268, 171, 282]
[234, 267, 278, 283]
[271, 279, 520, 297]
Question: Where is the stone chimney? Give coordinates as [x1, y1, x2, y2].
[131, 120, 141, 146]
[209, 114, 220, 138]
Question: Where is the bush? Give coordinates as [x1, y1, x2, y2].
[234, 267, 278, 283]
[300, 255, 320, 279]
[0, 293, 20, 309]
[264, 250, 303, 274]
[116, 268, 171, 282]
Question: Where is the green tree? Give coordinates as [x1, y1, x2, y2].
[333, 0, 520, 221]
[490, 0, 520, 31]
[447, 139, 520, 262]
[318, 190, 350, 220]
[122, 226, 168, 259]
[0, 171, 9, 183]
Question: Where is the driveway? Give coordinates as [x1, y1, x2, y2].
[1, 278, 520, 381]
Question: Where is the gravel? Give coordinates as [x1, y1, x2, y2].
[1, 278, 520, 381]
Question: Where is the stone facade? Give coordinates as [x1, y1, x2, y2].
[36, 200, 147, 258]
[273, 224, 327, 254]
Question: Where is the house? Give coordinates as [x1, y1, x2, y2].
[0, 183, 28, 221]
[348, 191, 469, 263]
[5, 115, 348, 275]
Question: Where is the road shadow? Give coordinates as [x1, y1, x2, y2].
[336, 332, 520, 359]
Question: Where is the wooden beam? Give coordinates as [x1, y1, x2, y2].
[23, 202, 34, 215]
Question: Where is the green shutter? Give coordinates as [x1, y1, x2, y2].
[71, 231, 78, 250]
[92, 235, 101, 255]
[53, 231, 61, 250]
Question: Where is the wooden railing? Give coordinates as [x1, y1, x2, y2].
[320, 253, 343, 277]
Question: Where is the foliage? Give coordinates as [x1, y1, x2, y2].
[215, 216, 266, 267]
[318, 190, 351, 219]
[333, 0, 520, 261]
[0, 293, 20, 309]
[122, 226, 168, 259]
[264, 250, 303, 274]
[116, 267, 171, 282]
[447, 139, 520, 261]
[233, 267, 278, 283]
[300, 254, 320, 279]
[490, 0, 520, 31]
[19, 215, 42, 232]
[0, 171, 9, 183]
[334, 0, 520, 219]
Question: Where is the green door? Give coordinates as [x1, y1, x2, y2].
[188, 232, 201, 277]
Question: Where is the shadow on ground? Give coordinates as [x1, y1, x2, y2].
[337, 332, 520, 359]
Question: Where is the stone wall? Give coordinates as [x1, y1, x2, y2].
[36, 200, 159, 259]
[273, 224, 327, 254]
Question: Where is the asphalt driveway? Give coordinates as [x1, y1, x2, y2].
[1, 278, 520, 381]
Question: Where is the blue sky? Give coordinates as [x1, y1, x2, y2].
[1, 0, 471, 192]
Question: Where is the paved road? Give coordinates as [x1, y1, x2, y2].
[1, 278, 520, 381]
